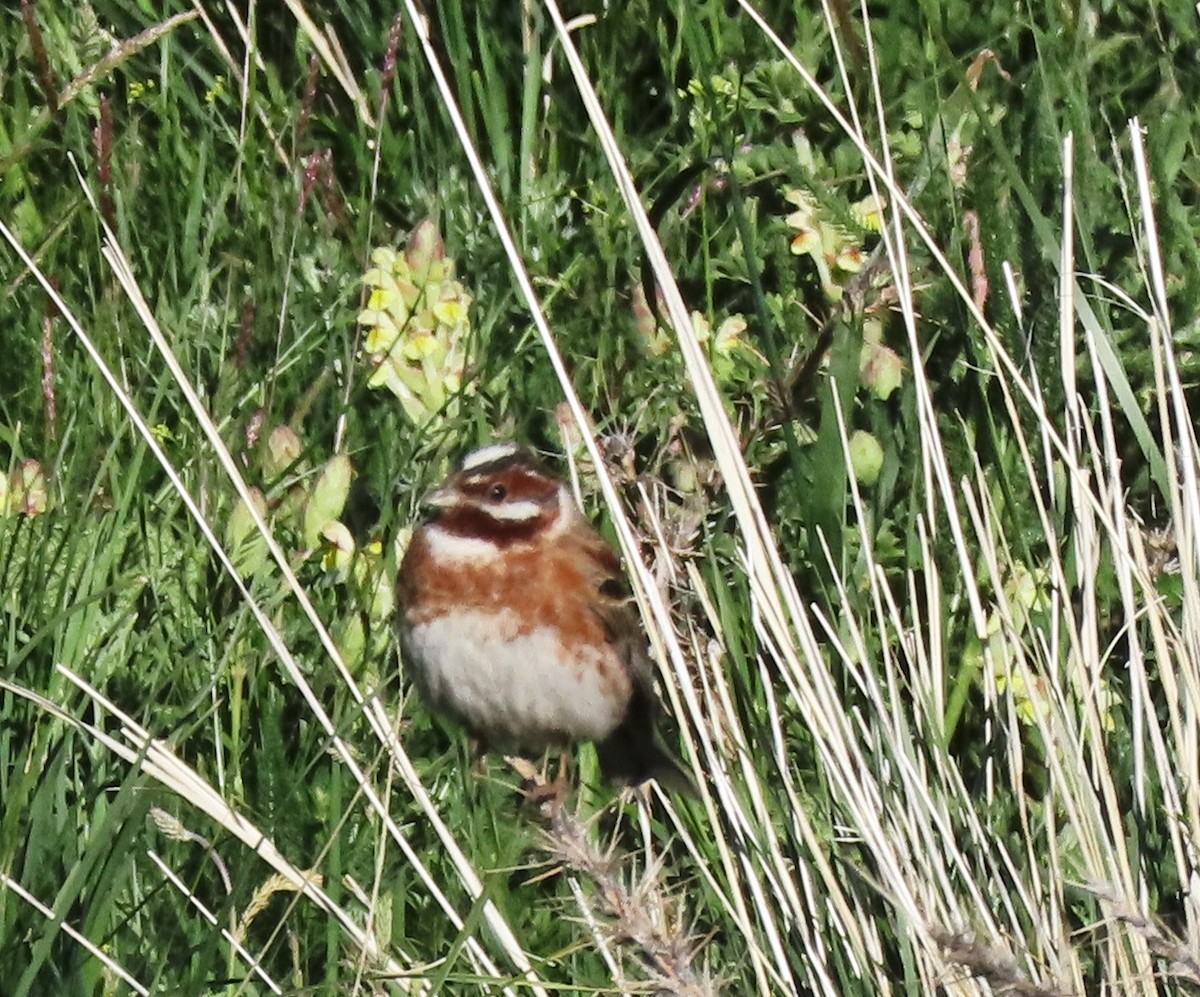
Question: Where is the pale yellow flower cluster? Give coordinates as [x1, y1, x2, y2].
[784, 188, 886, 302]
[631, 286, 760, 387]
[357, 220, 471, 425]
[689, 311, 748, 354]
[0, 460, 50, 517]
[986, 563, 1120, 731]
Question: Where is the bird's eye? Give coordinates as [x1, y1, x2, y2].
[489, 483, 507, 501]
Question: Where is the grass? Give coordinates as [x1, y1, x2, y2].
[2, 0, 1200, 993]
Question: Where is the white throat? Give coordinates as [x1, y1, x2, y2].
[424, 524, 503, 562]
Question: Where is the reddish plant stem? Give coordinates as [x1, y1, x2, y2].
[295, 52, 321, 153]
[22, 0, 59, 115]
[380, 13, 404, 110]
[93, 93, 116, 231]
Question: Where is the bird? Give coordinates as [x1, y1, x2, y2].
[396, 441, 694, 795]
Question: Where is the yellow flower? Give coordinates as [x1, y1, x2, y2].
[784, 187, 817, 212]
[320, 521, 355, 580]
[790, 227, 821, 256]
[835, 246, 865, 273]
[362, 319, 402, 356]
[850, 194, 888, 233]
[366, 357, 403, 392]
[433, 297, 468, 327]
[205, 76, 226, 105]
[995, 670, 1050, 727]
[368, 246, 398, 271]
[714, 315, 747, 354]
[402, 330, 441, 361]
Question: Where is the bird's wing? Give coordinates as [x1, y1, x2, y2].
[577, 526, 656, 692]
[578, 524, 698, 795]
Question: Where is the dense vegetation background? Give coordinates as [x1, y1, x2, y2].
[2, 1, 1199, 993]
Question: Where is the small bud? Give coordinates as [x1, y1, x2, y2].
[848, 430, 884, 486]
[860, 342, 904, 401]
[320, 520, 355, 579]
[303, 454, 353, 549]
[13, 460, 49, 516]
[263, 426, 303, 480]
[850, 194, 888, 233]
[667, 457, 699, 495]
[405, 218, 445, 281]
[632, 283, 670, 356]
[713, 315, 747, 354]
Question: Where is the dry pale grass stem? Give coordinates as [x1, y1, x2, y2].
[149, 806, 233, 896]
[236, 869, 326, 946]
[511, 759, 720, 997]
[930, 926, 1065, 996]
[1085, 885, 1200, 990]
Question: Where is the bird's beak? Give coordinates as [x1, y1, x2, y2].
[421, 485, 458, 509]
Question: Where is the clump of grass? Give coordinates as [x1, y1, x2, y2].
[511, 758, 719, 996]
[2, 1, 1199, 994]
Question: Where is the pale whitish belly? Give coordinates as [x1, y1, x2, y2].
[402, 609, 626, 749]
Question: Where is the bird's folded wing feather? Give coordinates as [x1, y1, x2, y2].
[576, 527, 656, 693]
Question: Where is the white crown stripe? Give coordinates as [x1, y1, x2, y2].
[459, 442, 522, 472]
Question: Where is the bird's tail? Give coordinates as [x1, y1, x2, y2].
[597, 725, 698, 798]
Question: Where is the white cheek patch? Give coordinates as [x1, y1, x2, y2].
[545, 487, 575, 538]
[424, 525, 502, 562]
[482, 499, 542, 521]
[460, 442, 522, 471]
